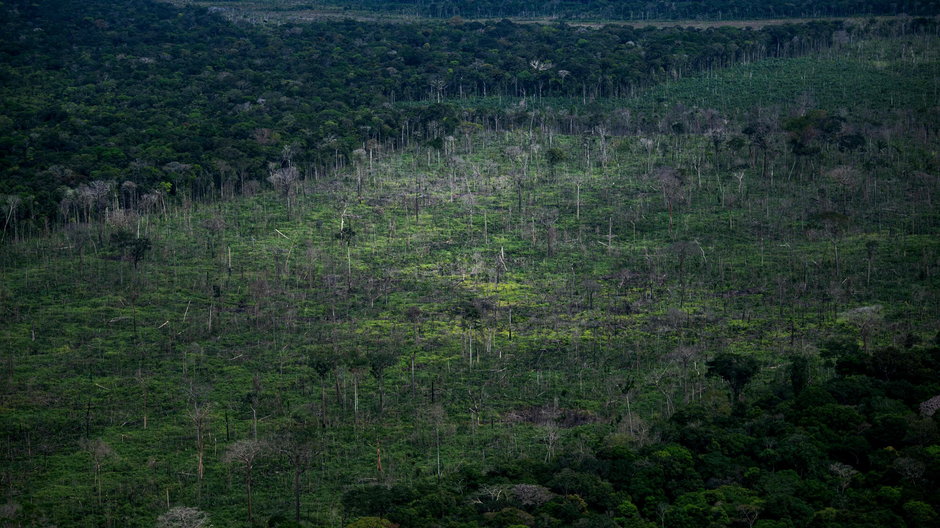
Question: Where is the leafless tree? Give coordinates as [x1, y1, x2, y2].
[478, 483, 509, 504]
[155, 506, 211, 528]
[639, 137, 657, 172]
[1, 194, 21, 242]
[120, 180, 138, 210]
[541, 209, 559, 257]
[529, 59, 554, 72]
[140, 190, 165, 216]
[81, 438, 115, 504]
[268, 165, 300, 212]
[919, 394, 940, 417]
[704, 109, 729, 173]
[893, 457, 925, 486]
[76, 180, 113, 222]
[223, 439, 265, 524]
[839, 305, 883, 353]
[429, 77, 447, 103]
[541, 422, 559, 462]
[511, 483, 554, 507]
[430, 404, 446, 478]
[670, 241, 699, 308]
[736, 502, 763, 528]
[829, 462, 858, 499]
[654, 166, 683, 236]
[189, 403, 211, 485]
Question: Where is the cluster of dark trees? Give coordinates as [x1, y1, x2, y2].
[317, 0, 940, 19]
[341, 340, 940, 528]
[2, 0, 910, 233]
[1, 3, 937, 524]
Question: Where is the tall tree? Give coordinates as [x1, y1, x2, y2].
[707, 352, 759, 405]
[80, 438, 115, 505]
[275, 433, 316, 523]
[223, 439, 265, 525]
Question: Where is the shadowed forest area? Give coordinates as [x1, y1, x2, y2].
[181, 0, 940, 22]
[1, 1, 939, 527]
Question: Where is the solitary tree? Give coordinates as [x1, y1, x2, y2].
[369, 349, 399, 414]
[742, 118, 774, 180]
[110, 230, 152, 268]
[275, 433, 316, 523]
[188, 402, 211, 487]
[829, 462, 858, 501]
[81, 438, 115, 504]
[654, 166, 683, 236]
[223, 439, 264, 524]
[839, 305, 883, 353]
[1, 194, 21, 243]
[335, 217, 357, 288]
[707, 352, 759, 406]
[545, 147, 566, 178]
[268, 165, 299, 212]
[788, 355, 810, 395]
[156, 506, 211, 528]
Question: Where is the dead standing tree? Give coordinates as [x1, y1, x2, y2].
[1, 194, 21, 243]
[653, 166, 683, 237]
[80, 438, 115, 505]
[335, 207, 356, 290]
[267, 165, 300, 214]
[223, 439, 264, 525]
[406, 306, 423, 396]
[156, 506, 212, 528]
[188, 402, 211, 493]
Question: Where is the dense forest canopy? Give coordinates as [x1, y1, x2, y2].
[2, 0, 932, 230]
[214, 0, 940, 20]
[1, 0, 939, 527]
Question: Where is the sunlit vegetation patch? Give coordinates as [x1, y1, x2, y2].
[0, 2, 938, 527]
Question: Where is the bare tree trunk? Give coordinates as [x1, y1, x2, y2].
[353, 373, 359, 422]
[251, 406, 258, 440]
[95, 464, 102, 504]
[411, 350, 416, 397]
[321, 385, 329, 427]
[246, 468, 253, 524]
[293, 468, 302, 522]
[379, 374, 386, 414]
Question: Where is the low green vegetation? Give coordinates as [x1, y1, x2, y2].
[2, 31, 940, 526]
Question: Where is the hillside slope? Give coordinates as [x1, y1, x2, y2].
[1, 34, 939, 526]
